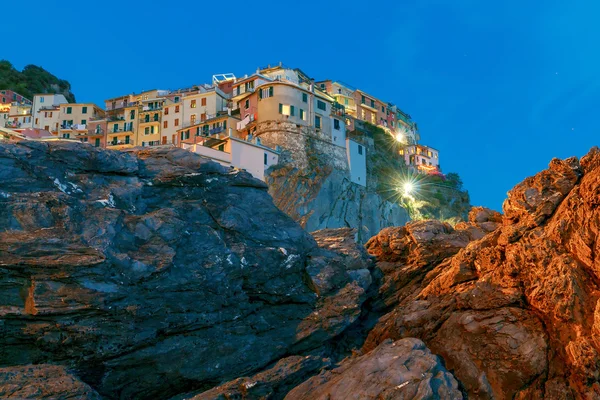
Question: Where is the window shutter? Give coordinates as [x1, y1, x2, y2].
[269, 87, 274, 97]
[279, 103, 283, 113]
[290, 105, 295, 116]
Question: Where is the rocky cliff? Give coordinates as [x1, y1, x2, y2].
[0, 141, 372, 399]
[2, 141, 600, 399]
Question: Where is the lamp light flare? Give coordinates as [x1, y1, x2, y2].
[403, 182, 414, 195]
[395, 133, 404, 143]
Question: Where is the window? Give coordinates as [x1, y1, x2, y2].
[260, 87, 274, 99]
[190, 114, 196, 125]
[145, 127, 150, 135]
[245, 99, 249, 109]
[201, 98, 206, 106]
[361, 109, 366, 120]
[315, 115, 321, 129]
[218, 144, 225, 151]
[290, 105, 295, 116]
[191, 100, 196, 108]
[371, 113, 376, 124]
[82, 106, 88, 114]
[81, 119, 86, 125]
[164, 107, 169, 115]
[174, 96, 180, 103]
[153, 113, 159, 121]
[164, 121, 168, 129]
[151, 126, 155, 134]
[201, 113, 206, 122]
[95, 138, 100, 147]
[223, 120, 227, 129]
[175, 118, 179, 126]
[381, 106, 384, 112]
[66, 107, 72, 114]
[334, 119, 340, 130]
[35, 118, 38, 125]
[145, 115, 150, 123]
[40, 97, 44, 103]
[113, 123, 119, 132]
[300, 109, 305, 120]
[344, 98, 349, 105]
[317, 100, 326, 111]
[361, 95, 365, 104]
[130, 110, 135, 119]
[175, 105, 180, 113]
[302, 93, 308, 102]
[371, 100, 375, 108]
[279, 103, 283, 114]
[358, 145, 363, 155]
[264, 153, 268, 165]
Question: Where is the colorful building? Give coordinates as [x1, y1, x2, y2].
[401, 144, 440, 174]
[0, 90, 32, 105]
[32, 94, 69, 130]
[58, 103, 105, 143]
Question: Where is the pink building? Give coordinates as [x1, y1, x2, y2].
[0, 90, 32, 105]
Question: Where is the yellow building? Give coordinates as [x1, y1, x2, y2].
[104, 94, 137, 149]
[58, 103, 105, 141]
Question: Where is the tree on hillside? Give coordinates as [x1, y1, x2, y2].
[0, 60, 76, 103]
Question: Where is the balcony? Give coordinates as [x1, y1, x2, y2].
[360, 100, 378, 112]
[331, 102, 345, 117]
[236, 112, 256, 131]
[107, 138, 133, 147]
[60, 124, 87, 130]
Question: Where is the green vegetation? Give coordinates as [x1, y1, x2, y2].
[350, 121, 471, 222]
[0, 60, 76, 103]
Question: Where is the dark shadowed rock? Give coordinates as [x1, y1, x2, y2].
[0, 364, 101, 399]
[0, 142, 370, 399]
[176, 355, 331, 400]
[285, 338, 462, 400]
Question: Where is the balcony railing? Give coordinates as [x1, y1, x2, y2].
[106, 101, 139, 111]
[60, 124, 87, 130]
[107, 139, 133, 147]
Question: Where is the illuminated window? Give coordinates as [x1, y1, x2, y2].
[371, 113, 376, 124]
[300, 109, 305, 120]
[191, 100, 196, 108]
[361, 110, 366, 120]
[190, 114, 196, 125]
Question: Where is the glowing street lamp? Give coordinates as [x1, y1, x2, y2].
[403, 181, 414, 196]
[395, 133, 404, 143]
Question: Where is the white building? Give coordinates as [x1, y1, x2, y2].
[182, 136, 279, 181]
[32, 94, 69, 129]
[346, 139, 367, 186]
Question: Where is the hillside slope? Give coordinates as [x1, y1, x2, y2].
[0, 60, 76, 102]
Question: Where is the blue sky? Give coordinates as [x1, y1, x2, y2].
[3, 0, 598, 211]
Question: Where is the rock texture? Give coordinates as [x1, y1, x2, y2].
[364, 149, 600, 399]
[0, 141, 371, 399]
[0, 364, 100, 399]
[285, 338, 462, 400]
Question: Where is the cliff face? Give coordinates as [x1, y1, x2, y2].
[4, 140, 600, 399]
[0, 141, 372, 399]
[363, 148, 600, 399]
[261, 120, 410, 244]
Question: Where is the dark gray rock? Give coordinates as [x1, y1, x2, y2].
[0, 142, 371, 399]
